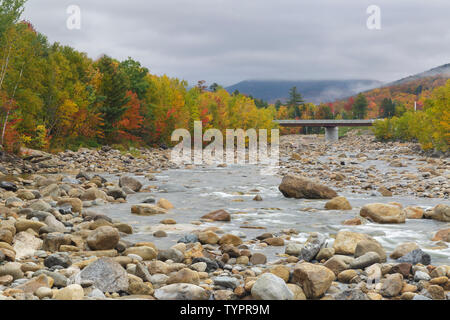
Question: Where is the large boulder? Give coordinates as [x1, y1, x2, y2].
[432, 204, 450, 222]
[218, 234, 243, 246]
[200, 209, 231, 222]
[106, 188, 127, 200]
[332, 231, 371, 255]
[432, 228, 450, 242]
[157, 198, 174, 210]
[166, 268, 199, 285]
[323, 255, 354, 276]
[57, 198, 83, 213]
[80, 188, 108, 201]
[251, 273, 294, 300]
[349, 252, 381, 269]
[119, 176, 142, 192]
[293, 262, 335, 299]
[403, 206, 424, 219]
[354, 239, 387, 262]
[397, 249, 431, 265]
[131, 204, 167, 216]
[87, 226, 120, 250]
[124, 246, 157, 260]
[278, 174, 338, 199]
[390, 242, 419, 259]
[380, 273, 403, 297]
[42, 233, 72, 252]
[360, 203, 405, 224]
[70, 257, 128, 292]
[13, 232, 43, 259]
[325, 197, 352, 210]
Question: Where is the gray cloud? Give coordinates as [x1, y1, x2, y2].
[22, 0, 450, 86]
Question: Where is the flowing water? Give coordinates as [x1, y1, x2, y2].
[93, 157, 450, 266]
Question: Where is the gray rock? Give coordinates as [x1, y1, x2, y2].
[106, 188, 127, 200]
[177, 234, 198, 244]
[350, 252, 381, 269]
[334, 289, 368, 300]
[29, 199, 52, 212]
[251, 273, 294, 300]
[58, 206, 72, 215]
[5, 197, 22, 207]
[150, 274, 169, 286]
[285, 243, 303, 256]
[88, 288, 106, 299]
[397, 249, 431, 265]
[413, 294, 432, 300]
[414, 271, 431, 282]
[0, 181, 18, 192]
[299, 233, 326, 261]
[135, 262, 152, 282]
[26, 210, 52, 221]
[76, 172, 91, 180]
[70, 257, 128, 292]
[119, 176, 142, 192]
[0, 262, 24, 280]
[213, 276, 240, 289]
[44, 253, 72, 268]
[157, 248, 184, 263]
[62, 177, 80, 184]
[192, 257, 221, 272]
[44, 215, 67, 232]
[36, 270, 69, 287]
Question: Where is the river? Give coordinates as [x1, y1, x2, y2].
[95, 155, 450, 266]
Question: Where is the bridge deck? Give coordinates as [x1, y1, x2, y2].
[275, 119, 375, 127]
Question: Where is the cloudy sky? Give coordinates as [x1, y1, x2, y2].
[22, 0, 450, 86]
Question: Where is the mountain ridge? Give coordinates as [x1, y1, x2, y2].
[225, 79, 382, 104]
[225, 63, 450, 104]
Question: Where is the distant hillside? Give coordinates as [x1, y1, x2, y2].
[331, 63, 450, 118]
[387, 63, 450, 87]
[225, 79, 382, 104]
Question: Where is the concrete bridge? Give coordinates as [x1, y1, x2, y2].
[274, 119, 376, 141]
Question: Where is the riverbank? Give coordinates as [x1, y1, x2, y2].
[0, 132, 449, 300]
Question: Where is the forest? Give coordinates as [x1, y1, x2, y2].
[0, 0, 448, 154]
[0, 1, 275, 153]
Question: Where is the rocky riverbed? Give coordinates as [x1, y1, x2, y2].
[0, 132, 449, 300]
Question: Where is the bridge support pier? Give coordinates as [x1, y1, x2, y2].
[324, 126, 338, 142]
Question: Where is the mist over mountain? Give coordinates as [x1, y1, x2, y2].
[225, 80, 382, 104]
[385, 63, 450, 87]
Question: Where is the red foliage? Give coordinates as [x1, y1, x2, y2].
[344, 97, 354, 112]
[2, 119, 22, 154]
[115, 91, 144, 142]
